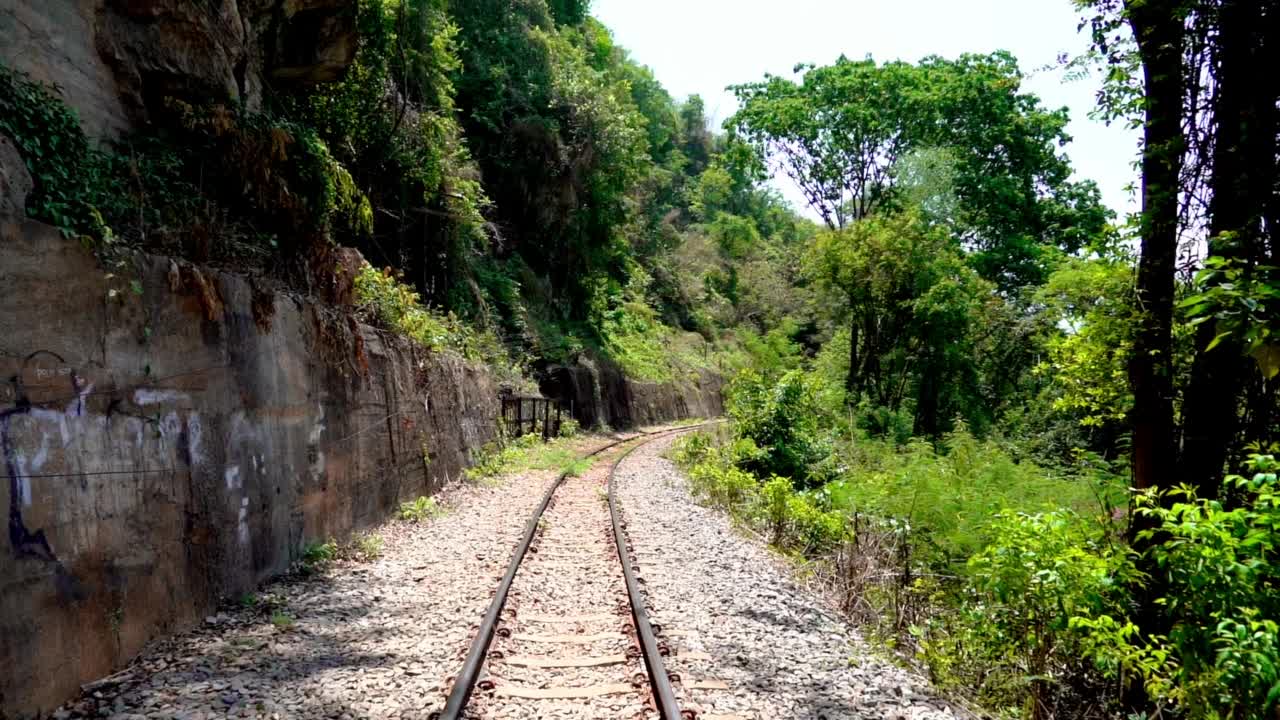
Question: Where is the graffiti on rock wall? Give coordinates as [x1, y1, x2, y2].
[1, 351, 79, 562]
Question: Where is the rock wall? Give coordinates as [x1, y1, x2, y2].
[0, 219, 500, 717]
[0, 217, 721, 717]
[543, 357, 724, 430]
[0, 0, 357, 139]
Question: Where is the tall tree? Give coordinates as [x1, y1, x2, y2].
[1180, 0, 1280, 497]
[807, 209, 992, 434]
[729, 54, 1109, 290]
[1122, 0, 1184, 495]
[729, 58, 919, 230]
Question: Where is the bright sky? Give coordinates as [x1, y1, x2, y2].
[591, 0, 1140, 222]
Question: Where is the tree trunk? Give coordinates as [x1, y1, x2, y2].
[914, 352, 940, 438]
[1126, 0, 1183, 497]
[846, 303, 860, 398]
[1122, 2, 1187, 713]
[1180, 0, 1279, 498]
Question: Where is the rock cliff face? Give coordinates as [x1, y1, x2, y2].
[0, 219, 499, 716]
[0, 8, 725, 712]
[0, 217, 721, 717]
[0, 135, 32, 215]
[543, 358, 724, 430]
[0, 0, 357, 138]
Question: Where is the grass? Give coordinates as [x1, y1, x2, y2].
[347, 532, 384, 561]
[563, 457, 593, 477]
[466, 433, 599, 482]
[270, 612, 295, 631]
[398, 495, 445, 523]
[824, 430, 1124, 562]
[238, 592, 285, 615]
[299, 539, 338, 574]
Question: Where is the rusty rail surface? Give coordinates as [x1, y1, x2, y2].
[434, 423, 710, 720]
[607, 434, 686, 720]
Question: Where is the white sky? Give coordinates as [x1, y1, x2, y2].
[591, 0, 1140, 222]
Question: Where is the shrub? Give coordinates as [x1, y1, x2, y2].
[1127, 454, 1280, 719]
[399, 496, 444, 523]
[1056, 455, 1280, 720]
[1, 65, 110, 239]
[757, 475, 792, 544]
[726, 369, 834, 487]
[688, 460, 758, 511]
[347, 532, 384, 561]
[855, 399, 915, 445]
[558, 418, 581, 438]
[671, 431, 715, 466]
[299, 539, 339, 574]
[355, 262, 466, 352]
[918, 509, 1133, 718]
[784, 493, 846, 554]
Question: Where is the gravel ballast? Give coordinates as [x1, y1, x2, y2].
[615, 434, 960, 720]
[50, 426, 958, 720]
[469, 443, 653, 720]
[49, 434, 630, 720]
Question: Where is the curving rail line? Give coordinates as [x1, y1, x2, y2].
[434, 422, 712, 720]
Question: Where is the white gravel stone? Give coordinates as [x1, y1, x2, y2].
[50, 434, 634, 720]
[615, 434, 963, 720]
[49, 426, 959, 720]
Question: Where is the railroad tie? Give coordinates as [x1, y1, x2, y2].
[688, 679, 731, 691]
[511, 632, 626, 643]
[504, 654, 626, 668]
[495, 683, 634, 699]
[677, 650, 713, 661]
[522, 612, 616, 623]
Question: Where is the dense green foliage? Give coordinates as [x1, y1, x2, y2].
[665, 5, 1278, 715]
[729, 52, 1109, 289]
[676, 403, 1277, 719]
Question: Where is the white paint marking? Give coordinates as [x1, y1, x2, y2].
[13, 453, 31, 506]
[237, 498, 250, 546]
[133, 389, 189, 406]
[68, 381, 93, 417]
[308, 402, 326, 478]
[30, 408, 71, 447]
[159, 411, 181, 442]
[225, 466, 242, 491]
[186, 412, 205, 467]
[30, 432, 49, 472]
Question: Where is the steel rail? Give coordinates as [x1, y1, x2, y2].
[606, 429, 701, 720]
[435, 422, 709, 720]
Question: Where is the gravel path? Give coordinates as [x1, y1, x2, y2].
[470, 444, 653, 720]
[615, 434, 960, 720]
[49, 433, 646, 720]
[50, 426, 957, 720]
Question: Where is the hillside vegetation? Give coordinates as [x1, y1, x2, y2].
[2, 1, 1278, 719]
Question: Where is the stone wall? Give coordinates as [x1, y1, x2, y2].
[0, 219, 500, 716]
[543, 357, 724, 430]
[0, 219, 722, 717]
[0, 0, 358, 139]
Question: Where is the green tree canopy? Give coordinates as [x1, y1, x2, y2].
[730, 52, 1111, 290]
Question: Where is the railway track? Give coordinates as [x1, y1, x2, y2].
[431, 425, 713, 720]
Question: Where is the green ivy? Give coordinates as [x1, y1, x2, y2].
[0, 65, 113, 239]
